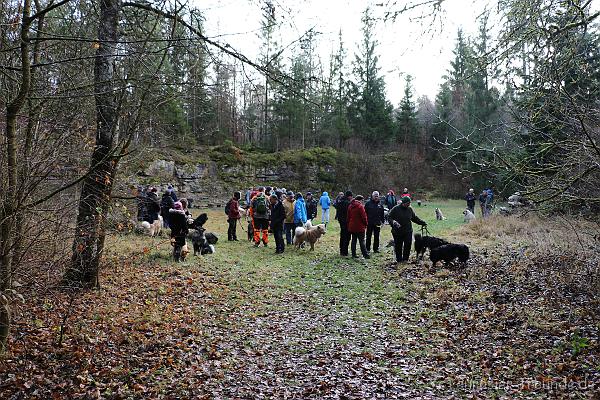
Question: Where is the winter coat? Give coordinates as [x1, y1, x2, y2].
[169, 209, 188, 239]
[161, 193, 174, 214]
[364, 198, 385, 226]
[319, 192, 331, 209]
[270, 200, 286, 229]
[306, 197, 318, 219]
[479, 194, 488, 207]
[465, 193, 476, 208]
[227, 197, 240, 219]
[334, 197, 351, 224]
[294, 198, 307, 224]
[145, 192, 161, 222]
[169, 189, 178, 202]
[283, 198, 296, 224]
[385, 194, 397, 209]
[347, 199, 368, 233]
[387, 204, 426, 234]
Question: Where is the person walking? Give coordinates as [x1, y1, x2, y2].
[347, 195, 370, 259]
[319, 191, 331, 227]
[169, 202, 189, 262]
[269, 194, 286, 254]
[283, 191, 296, 245]
[145, 187, 161, 224]
[465, 188, 476, 214]
[334, 191, 352, 256]
[388, 197, 427, 263]
[251, 187, 270, 247]
[365, 191, 385, 253]
[226, 191, 241, 241]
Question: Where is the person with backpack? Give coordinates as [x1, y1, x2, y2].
[319, 191, 331, 227]
[293, 193, 307, 227]
[226, 192, 241, 241]
[283, 191, 296, 245]
[160, 189, 175, 228]
[251, 187, 270, 247]
[334, 191, 352, 256]
[269, 194, 286, 254]
[365, 191, 385, 253]
[305, 192, 318, 222]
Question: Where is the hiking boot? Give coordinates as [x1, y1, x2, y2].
[254, 243, 260, 248]
[364, 254, 371, 259]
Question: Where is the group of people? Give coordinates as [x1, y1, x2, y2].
[333, 190, 426, 262]
[465, 188, 494, 218]
[227, 186, 427, 263]
[136, 184, 195, 260]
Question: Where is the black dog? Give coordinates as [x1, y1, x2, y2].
[191, 213, 208, 230]
[430, 244, 470, 266]
[414, 233, 450, 260]
[187, 213, 215, 256]
[205, 232, 218, 245]
[247, 221, 254, 241]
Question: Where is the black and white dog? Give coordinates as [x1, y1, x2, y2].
[414, 233, 450, 260]
[430, 244, 470, 266]
[188, 213, 217, 255]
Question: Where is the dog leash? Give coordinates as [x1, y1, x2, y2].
[421, 225, 431, 236]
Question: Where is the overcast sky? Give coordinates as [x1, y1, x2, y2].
[195, 0, 490, 105]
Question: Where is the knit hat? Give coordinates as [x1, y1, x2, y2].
[286, 191, 294, 197]
[401, 197, 411, 204]
[355, 195, 364, 201]
[173, 201, 183, 210]
[372, 191, 380, 197]
[345, 190, 353, 197]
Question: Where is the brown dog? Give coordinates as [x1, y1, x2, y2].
[294, 224, 326, 250]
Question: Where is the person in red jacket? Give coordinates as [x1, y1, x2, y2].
[347, 195, 370, 259]
[226, 191, 241, 241]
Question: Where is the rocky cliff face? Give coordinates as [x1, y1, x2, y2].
[122, 145, 461, 207]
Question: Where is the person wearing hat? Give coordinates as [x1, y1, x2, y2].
[169, 201, 189, 262]
[465, 188, 476, 214]
[334, 190, 353, 256]
[387, 196, 427, 263]
[305, 192, 318, 223]
[283, 191, 296, 245]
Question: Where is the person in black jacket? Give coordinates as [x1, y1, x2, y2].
[334, 190, 353, 256]
[169, 201, 189, 262]
[145, 187, 161, 223]
[269, 194, 286, 254]
[364, 191, 385, 253]
[305, 192, 318, 221]
[160, 190, 175, 227]
[387, 196, 427, 263]
[465, 188, 476, 214]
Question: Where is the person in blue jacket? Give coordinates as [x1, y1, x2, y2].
[293, 192, 307, 227]
[319, 191, 331, 227]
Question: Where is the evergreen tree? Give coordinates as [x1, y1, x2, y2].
[397, 75, 418, 144]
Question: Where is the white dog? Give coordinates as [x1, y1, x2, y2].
[141, 215, 163, 237]
[435, 208, 446, 221]
[463, 209, 476, 223]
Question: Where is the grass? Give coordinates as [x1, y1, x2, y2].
[8, 198, 595, 398]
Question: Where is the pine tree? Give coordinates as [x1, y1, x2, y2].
[397, 75, 418, 144]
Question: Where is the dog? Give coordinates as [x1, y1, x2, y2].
[140, 215, 163, 237]
[463, 209, 476, 223]
[435, 208, 446, 221]
[430, 243, 470, 266]
[414, 233, 450, 260]
[294, 224, 326, 250]
[187, 213, 215, 256]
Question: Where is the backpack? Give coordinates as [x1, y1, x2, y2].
[255, 195, 267, 214]
[225, 200, 232, 215]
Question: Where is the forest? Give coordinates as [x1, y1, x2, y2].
[1, 0, 599, 397]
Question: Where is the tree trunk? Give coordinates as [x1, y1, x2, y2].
[64, 0, 121, 289]
[1, 0, 32, 352]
